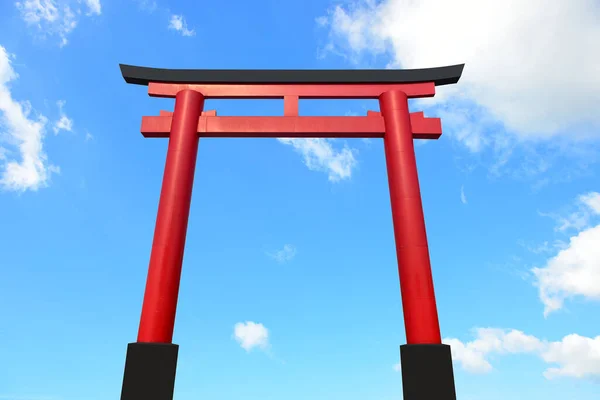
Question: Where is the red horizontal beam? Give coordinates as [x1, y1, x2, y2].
[148, 82, 436, 99]
[140, 113, 441, 139]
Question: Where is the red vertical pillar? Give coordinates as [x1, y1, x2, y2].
[379, 90, 441, 345]
[380, 90, 455, 400]
[121, 89, 204, 400]
[137, 89, 205, 343]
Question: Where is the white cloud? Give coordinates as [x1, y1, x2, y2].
[580, 192, 600, 214]
[53, 115, 72, 133]
[541, 334, 600, 380]
[318, 0, 600, 149]
[460, 185, 467, 204]
[53, 100, 73, 134]
[82, 0, 101, 15]
[233, 321, 270, 352]
[533, 225, 600, 316]
[15, 0, 59, 23]
[0, 46, 58, 192]
[396, 328, 600, 381]
[532, 192, 600, 316]
[444, 328, 545, 374]
[278, 138, 357, 182]
[15, 0, 100, 46]
[168, 14, 195, 37]
[267, 244, 297, 263]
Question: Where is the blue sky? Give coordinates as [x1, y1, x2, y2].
[1, 1, 599, 399]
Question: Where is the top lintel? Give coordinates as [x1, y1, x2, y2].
[119, 63, 465, 87]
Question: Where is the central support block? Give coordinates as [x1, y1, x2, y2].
[400, 344, 456, 400]
[121, 342, 179, 400]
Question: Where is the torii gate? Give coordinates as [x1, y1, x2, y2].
[118, 63, 465, 400]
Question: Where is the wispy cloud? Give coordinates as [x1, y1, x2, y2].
[539, 192, 600, 233]
[53, 100, 73, 134]
[460, 185, 467, 204]
[16, 0, 101, 47]
[315, 15, 328, 27]
[278, 138, 357, 182]
[168, 14, 195, 36]
[518, 239, 568, 256]
[0, 46, 59, 192]
[267, 244, 297, 263]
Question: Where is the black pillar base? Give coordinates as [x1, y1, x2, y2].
[400, 344, 456, 400]
[121, 342, 179, 400]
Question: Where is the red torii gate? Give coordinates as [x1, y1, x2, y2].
[119, 63, 464, 400]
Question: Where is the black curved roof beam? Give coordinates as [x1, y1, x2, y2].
[119, 63, 465, 87]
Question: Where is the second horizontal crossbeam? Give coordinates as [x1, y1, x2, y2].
[141, 114, 442, 139]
